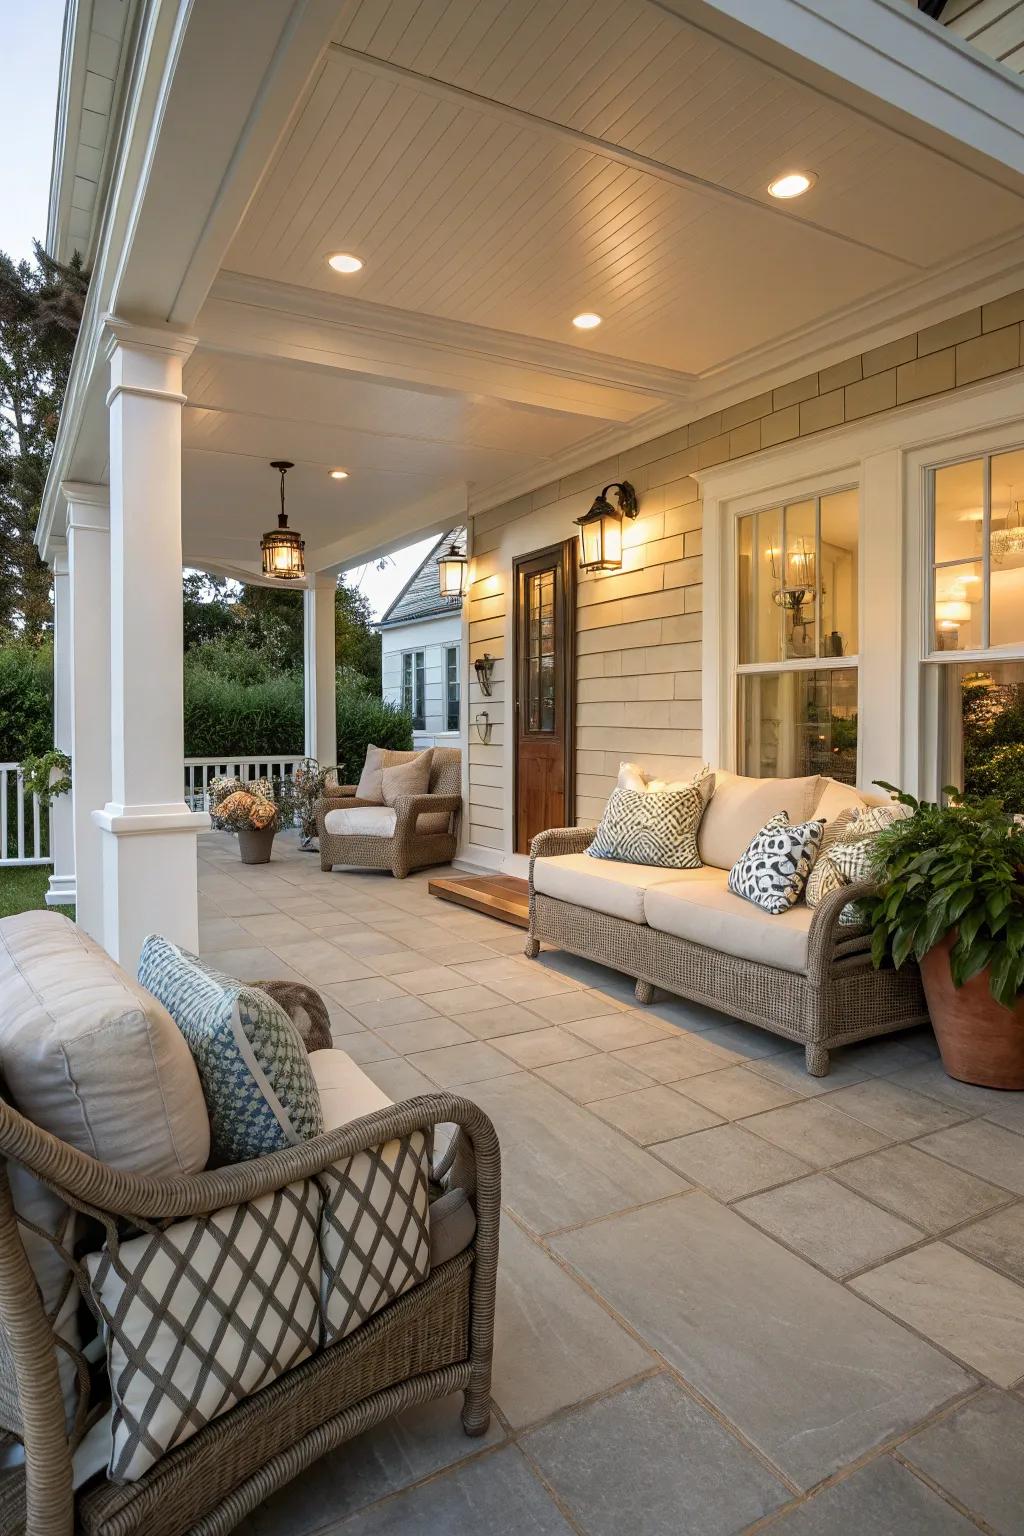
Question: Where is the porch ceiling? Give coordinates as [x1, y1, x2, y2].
[171, 0, 1024, 578]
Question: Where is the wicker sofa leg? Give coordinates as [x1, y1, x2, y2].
[461, 1384, 491, 1436]
[523, 936, 540, 958]
[805, 1042, 830, 1077]
[635, 979, 654, 1005]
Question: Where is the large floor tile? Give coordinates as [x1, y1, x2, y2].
[675, 1065, 800, 1119]
[491, 1217, 652, 1428]
[914, 1120, 1024, 1196]
[751, 1053, 870, 1096]
[735, 1174, 922, 1277]
[490, 1027, 595, 1069]
[361, 1058, 439, 1102]
[652, 1122, 812, 1201]
[453, 957, 578, 1002]
[888, 1060, 1016, 1115]
[346, 994, 440, 1029]
[551, 1193, 972, 1488]
[834, 1143, 1011, 1233]
[900, 1388, 1024, 1535]
[612, 1034, 741, 1082]
[563, 1011, 675, 1050]
[523, 989, 638, 1026]
[852, 1242, 1024, 1386]
[950, 1202, 1024, 1283]
[408, 1041, 520, 1088]
[241, 1393, 505, 1535]
[327, 1445, 573, 1536]
[373, 1016, 473, 1054]
[466, 1074, 688, 1234]
[522, 1374, 789, 1536]
[537, 1053, 654, 1104]
[452, 1001, 553, 1039]
[766, 1457, 977, 1535]
[741, 1099, 890, 1168]
[825, 1078, 965, 1140]
[594, 1085, 724, 1144]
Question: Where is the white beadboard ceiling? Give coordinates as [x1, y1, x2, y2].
[186, 0, 1024, 574]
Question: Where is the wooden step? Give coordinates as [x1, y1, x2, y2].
[428, 872, 530, 928]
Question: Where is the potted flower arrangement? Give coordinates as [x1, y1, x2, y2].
[208, 775, 292, 865]
[864, 784, 1024, 1089]
[291, 757, 332, 851]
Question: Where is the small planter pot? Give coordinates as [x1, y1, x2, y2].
[237, 826, 276, 865]
[920, 933, 1024, 1090]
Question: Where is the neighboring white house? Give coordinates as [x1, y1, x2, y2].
[379, 530, 464, 748]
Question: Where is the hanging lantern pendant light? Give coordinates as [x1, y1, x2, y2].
[261, 460, 306, 580]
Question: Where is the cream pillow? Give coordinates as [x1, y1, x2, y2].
[617, 761, 707, 794]
[381, 748, 434, 805]
[356, 745, 421, 803]
[698, 772, 821, 871]
[814, 778, 867, 824]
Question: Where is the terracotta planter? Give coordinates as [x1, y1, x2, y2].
[919, 933, 1024, 1090]
[237, 826, 275, 865]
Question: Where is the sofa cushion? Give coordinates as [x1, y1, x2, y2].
[728, 812, 825, 915]
[355, 745, 421, 804]
[323, 805, 397, 838]
[0, 911, 210, 1171]
[813, 778, 867, 825]
[309, 1047, 392, 1127]
[698, 772, 821, 870]
[534, 852, 725, 923]
[644, 879, 816, 974]
[588, 771, 711, 869]
[138, 936, 323, 1165]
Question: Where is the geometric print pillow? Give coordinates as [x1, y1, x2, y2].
[805, 803, 909, 924]
[728, 811, 825, 915]
[587, 770, 713, 869]
[85, 1179, 321, 1481]
[138, 935, 323, 1165]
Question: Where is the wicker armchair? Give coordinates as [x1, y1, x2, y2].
[0, 1003, 499, 1535]
[315, 747, 462, 878]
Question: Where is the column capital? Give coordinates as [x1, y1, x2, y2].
[50, 538, 69, 576]
[103, 315, 197, 409]
[63, 481, 111, 533]
[102, 315, 198, 364]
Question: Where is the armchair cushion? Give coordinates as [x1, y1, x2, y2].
[381, 749, 433, 806]
[356, 744, 422, 804]
[138, 936, 324, 1164]
[85, 1178, 322, 1481]
[323, 805, 397, 838]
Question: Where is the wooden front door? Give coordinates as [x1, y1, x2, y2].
[514, 542, 575, 853]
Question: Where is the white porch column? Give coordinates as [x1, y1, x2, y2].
[94, 318, 208, 968]
[303, 572, 337, 769]
[64, 482, 111, 942]
[45, 544, 76, 908]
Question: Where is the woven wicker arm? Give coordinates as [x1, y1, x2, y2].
[525, 827, 598, 956]
[314, 790, 378, 812]
[393, 793, 461, 841]
[0, 1093, 499, 1536]
[805, 879, 879, 988]
[255, 980, 332, 1053]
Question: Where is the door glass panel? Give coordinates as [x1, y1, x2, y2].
[990, 449, 1024, 648]
[934, 562, 983, 651]
[934, 458, 984, 565]
[820, 489, 858, 657]
[739, 668, 858, 784]
[525, 568, 557, 734]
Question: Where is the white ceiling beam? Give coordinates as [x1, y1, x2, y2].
[661, 0, 1024, 192]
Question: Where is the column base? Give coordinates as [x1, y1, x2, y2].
[94, 803, 210, 967]
[45, 874, 77, 908]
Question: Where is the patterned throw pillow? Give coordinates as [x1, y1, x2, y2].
[138, 936, 323, 1165]
[86, 1179, 321, 1480]
[805, 801, 912, 925]
[588, 770, 713, 869]
[728, 811, 825, 915]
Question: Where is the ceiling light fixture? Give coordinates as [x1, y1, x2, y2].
[327, 253, 363, 273]
[768, 172, 816, 199]
[260, 460, 305, 580]
[329, 469, 349, 480]
[572, 312, 602, 330]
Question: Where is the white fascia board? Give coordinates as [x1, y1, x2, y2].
[46, 0, 89, 259]
[666, 0, 1024, 189]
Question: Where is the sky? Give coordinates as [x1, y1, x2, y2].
[0, 0, 433, 621]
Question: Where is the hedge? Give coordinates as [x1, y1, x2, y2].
[0, 645, 54, 761]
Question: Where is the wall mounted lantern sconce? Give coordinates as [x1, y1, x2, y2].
[473, 653, 496, 696]
[260, 460, 306, 580]
[437, 539, 468, 603]
[575, 480, 639, 572]
[474, 710, 493, 744]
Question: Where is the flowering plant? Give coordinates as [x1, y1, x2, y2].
[209, 775, 293, 834]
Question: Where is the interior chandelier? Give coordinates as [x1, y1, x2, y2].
[769, 537, 816, 617]
[260, 460, 305, 580]
[992, 488, 1024, 564]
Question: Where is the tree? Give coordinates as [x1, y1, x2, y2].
[0, 244, 88, 642]
[336, 580, 381, 692]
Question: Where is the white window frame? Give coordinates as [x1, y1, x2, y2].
[401, 649, 426, 730]
[445, 644, 461, 732]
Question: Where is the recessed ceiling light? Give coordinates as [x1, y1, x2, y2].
[768, 172, 816, 200]
[329, 469, 349, 480]
[327, 252, 363, 273]
[572, 312, 602, 330]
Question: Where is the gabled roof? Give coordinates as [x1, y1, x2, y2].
[378, 528, 465, 628]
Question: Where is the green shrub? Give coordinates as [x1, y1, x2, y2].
[336, 676, 412, 782]
[184, 661, 304, 757]
[0, 644, 53, 760]
[966, 741, 1024, 815]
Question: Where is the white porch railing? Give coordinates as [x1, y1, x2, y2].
[0, 764, 51, 867]
[184, 756, 305, 811]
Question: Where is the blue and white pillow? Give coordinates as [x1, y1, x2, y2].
[138, 935, 323, 1165]
[728, 811, 825, 915]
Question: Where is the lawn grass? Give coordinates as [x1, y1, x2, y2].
[0, 864, 74, 921]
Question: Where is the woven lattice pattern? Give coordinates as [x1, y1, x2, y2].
[319, 1130, 431, 1344]
[315, 747, 462, 879]
[85, 1181, 321, 1481]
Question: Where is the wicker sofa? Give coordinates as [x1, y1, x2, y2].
[315, 747, 461, 878]
[0, 911, 498, 1536]
[525, 772, 928, 1076]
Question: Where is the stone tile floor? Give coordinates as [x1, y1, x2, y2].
[199, 833, 1024, 1536]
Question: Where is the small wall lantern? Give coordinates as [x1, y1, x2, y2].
[437, 539, 468, 603]
[575, 481, 639, 572]
[473, 653, 495, 696]
[261, 460, 306, 580]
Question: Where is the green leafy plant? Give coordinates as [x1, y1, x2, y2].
[20, 749, 71, 804]
[863, 782, 1024, 1009]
